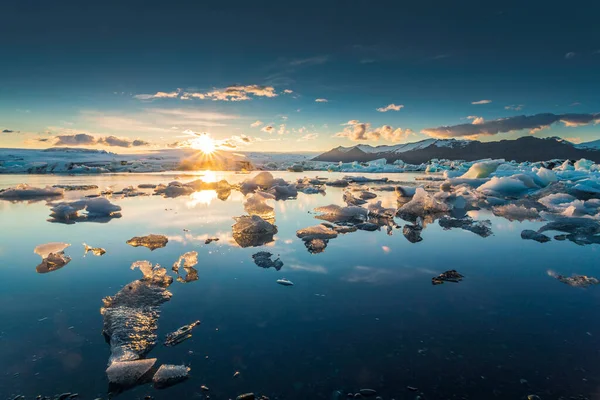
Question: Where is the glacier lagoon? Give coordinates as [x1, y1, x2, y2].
[1, 171, 599, 400]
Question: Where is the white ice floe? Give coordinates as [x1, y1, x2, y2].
[49, 197, 122, 222]
[0, 184, 63, 199]
[492, 204, 541, 221]
[397, 188, 451, 217]
[460, 159, 505, 179]
[313, 204, 369, 220]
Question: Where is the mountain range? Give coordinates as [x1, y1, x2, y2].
[312, 137, 600, 164]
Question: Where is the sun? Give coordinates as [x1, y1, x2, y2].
[191, 134, 216, 154]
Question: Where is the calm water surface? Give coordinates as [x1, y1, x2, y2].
[1, 171, 599, 400]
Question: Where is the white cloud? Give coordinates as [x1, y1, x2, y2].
[376, 103, 404, 112]
[298, 133, 318, 141]
[135, 85, 278, 102]
[261, 125, 275, 134]
[472, 99, 492, 105]
[505, 104, 524, 111]
[334, 120, 413, 142]
[315, 98, 328, 103]
[277, 124, 287, 135]
[467, 116, 485, 125]
[251, 120, 263, 127]
[133, 90, 180, 100]
[283, 89, 294, 94]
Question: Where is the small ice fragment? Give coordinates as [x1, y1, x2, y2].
[131, 261, 173, 286]
[232, 215, 277, 248]
[164, 320, 201, 347]
[521, 230, 551, 243]
[152, 364, 190, 388]
[547, 270, 600, 287]
[492, 204, 540, 222]
[398, 188, 451, 218]
[34, 242, 71, 274]
[277, 278, 294, 286]
[252, 251, 283, 270]
[205, 237, 219, 244]
[83, 243, 106, 256]
[438, 216, 493, 238]
[126, 234, 168, 250]
[233, 371, 240, 378]
[105, 358, 156, 387]
[432, 270, 464, 285]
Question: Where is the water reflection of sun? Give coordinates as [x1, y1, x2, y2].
[202, 170, 217, 183]
[187, 190, 218, 207]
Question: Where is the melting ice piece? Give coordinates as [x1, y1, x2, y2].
[126, 234, 169, 251]
[460, 159, 504, 179]
[101, 263, 173, 365]
[492, 204, 541, 222]
[34, 242, 72, 273]
[397, 188, 451, 218]
[432, 270, 464, 285]
[547, 271, 600, 287]
[83, 243, 106, 256]
[269, 184, 298, 200]
[313, 204, 368, 222]
[106, 358, 156, 387]
[325, 179, 349, 187]
[367, 201, 396, 218]
[232, 215, 277, 248]
[252, 251, 283, 270]
[343, 191, 367, 206]
[477, 176, 531, 197]
[521, 230, 551, 243]
[403, 223, 423, 243]
[153, 364, 190, 388]
[276, 278, 294, 286]
[164, 320, 201, 347]
[153, 181, 195, 198]
[296, 224, 339, 254]
[172, 251, 199, 283]
[0, 184, 63, 200]
[244, 192, 275, 220]
[438, 216, 493, 238]
[49, 197, 122, 223]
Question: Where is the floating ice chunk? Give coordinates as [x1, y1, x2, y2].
[343, 176, 388, 183]
[152, 364, 190, 389]
[126, 234, 168, 251]
[356, 222, 379, 231]
[269, 184, 298, 199]
[105, 358, 156, 387]
[276, 278, 294, 286]
[443, 170, 464, 179]
[570, 179, 600, 198]
[49, 198, 122, 223]
[53, 184, 99, 191]
[358, 190, 377, 200]
[432, 270, 464, 285]
[244, 192, 275, 220]
[554, 160, 575, 171]
[296, 224, 339, 240]
[438, 216, 493, 237]
[232, 215, 277, 247]
[477, 177, 531, 197]
[252, 251, 283, 270]
[402, 221, 423, 243]
[251, 171, 276, 187]
[205, 237, 219, 244]
[131, 261, 174, 286]
[137, 183, 157, 189]
[395, 185, 418, 198]
[547, 270, 599, 287]
[343, 191, 367, 206]
[313, 204, 368, 221]
[34, 242, 72, 273]
[492, 204, 541, 221]
[521, 229, 551, 243]
[460, 159, 504, 179]
[534, 167, 557, 187]
[367, 201, 396, 218]
[0, 184, 63, 200]
[172, 251, 198, 272]
[303, 238, 329, 253]
[574, 158, 594, 171]
[101, 277, 172, 364]
[164, 321, 201, 347]
[441, 178, 488, 191]
[154, 181, 195, 198]
[398, 188, 451, 217]
[83, 243, 106, 256]
[538, 193, 577, 212]
[325, 179, 349, 187]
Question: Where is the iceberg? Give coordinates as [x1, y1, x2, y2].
[0, 184, 63, 200]
[244, 192, 275, 220]
[172, 251, 199, 283]
[477, 177, 531, 197]
[152, 364, 190, 389]
[232, 215, 277, 247]
[49, 197, 122, 223]
[460, 159, 504, 179]
[397, 188, 451, 218]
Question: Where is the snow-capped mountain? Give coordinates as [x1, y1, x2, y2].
[314, 137, 600, 164]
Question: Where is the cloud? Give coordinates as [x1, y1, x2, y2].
[2, 129, 14, 133]
[565, 137, 583, 144]
[289, 55, 330, 66]
[565, 52, 576, 59]
[261, 125, 275, 134]
[467, 116, 485, 125]
[335, 120, 413, 142]
[315, 98, 328, 103]
[277, 124, 287, 135]
[250, 120, 263, 127]
[133, 90, 180, 100]
[283, 89, 294, 94]
[472, 99, 492, 105]
[298, 133, 318, 142]
[376, 103, 404, 112]
[51, 133, 150, 147]
[135, 85, 277, 102]
[422, 113, 600, 138]
[505, 104, 524, 111]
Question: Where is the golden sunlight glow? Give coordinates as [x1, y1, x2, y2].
[202, 170, 217, 183]
[187, 190, 218, 207]
[191, 134, 216, 154]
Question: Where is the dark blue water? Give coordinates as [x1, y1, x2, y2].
[1, 172, 599, 400]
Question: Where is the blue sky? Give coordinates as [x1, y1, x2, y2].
[1, 0, 599, 152]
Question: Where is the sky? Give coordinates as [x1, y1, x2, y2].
[1, 0, 599, 153]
